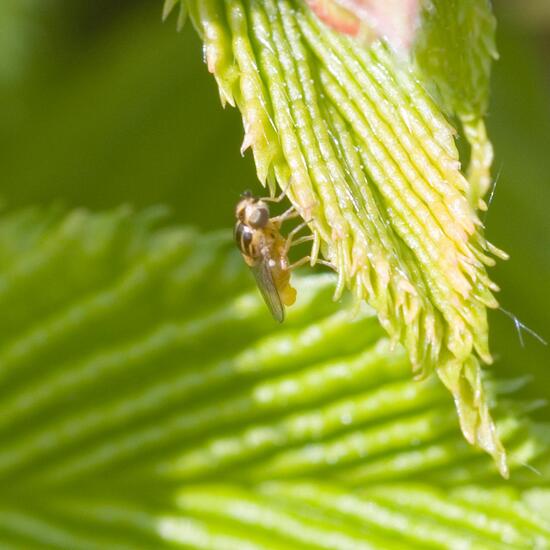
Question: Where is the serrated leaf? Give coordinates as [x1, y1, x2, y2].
[0, 206, 548, 548]
[413, 0, 499, 206]
[182, 0, 508, 474]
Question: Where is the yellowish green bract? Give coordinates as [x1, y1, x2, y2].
[165, 0, 508, 474]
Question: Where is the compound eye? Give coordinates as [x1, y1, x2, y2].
[248, 205, 269, 228]
[235, 223, 253, 250]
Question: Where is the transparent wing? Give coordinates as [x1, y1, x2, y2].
[250, 257, 285, 323]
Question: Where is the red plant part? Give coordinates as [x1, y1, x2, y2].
[306, 0, 421, 51]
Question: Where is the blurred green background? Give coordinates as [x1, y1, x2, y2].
[0, 0, 548, 408]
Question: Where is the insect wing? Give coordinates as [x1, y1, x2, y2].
[250, 257, 285, 323]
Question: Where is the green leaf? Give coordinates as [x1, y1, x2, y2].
[0, 206, 548, 548]
[414, 0, 498, 208]
[180, 0, 508, 474]
[414, 0, 497, 119]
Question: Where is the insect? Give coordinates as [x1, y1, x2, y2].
[235, 190, 317, 322]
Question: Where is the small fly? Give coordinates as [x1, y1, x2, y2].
[235, 190, 323, 322]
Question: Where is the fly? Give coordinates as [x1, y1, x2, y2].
[235, 190, 321, 322]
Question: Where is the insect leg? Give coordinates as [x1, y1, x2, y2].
[287, 256, 311, 271]
[288, 256, 336, 271]
[262, 180, 292, 204]
[289, 235, 314, 248]
[271, 206, 300, 225]
[282, 220, 312, 255]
